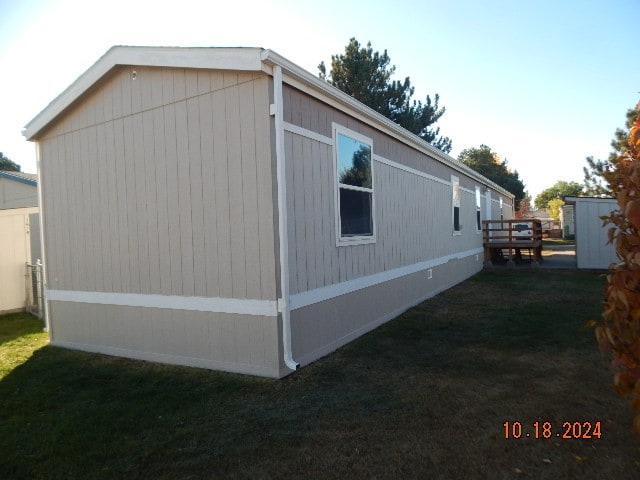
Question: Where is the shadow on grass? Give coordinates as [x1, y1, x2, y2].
[1, 270, 638, 479]
[0, 312, 45, 347]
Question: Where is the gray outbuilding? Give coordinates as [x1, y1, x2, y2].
[23, 46, 514, 377]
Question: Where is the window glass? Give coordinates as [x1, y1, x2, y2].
[452, 176, 461, 233]
[339, 189, 373, 236]
[334, 125, 375, 243]
[337, 133, 372, 188]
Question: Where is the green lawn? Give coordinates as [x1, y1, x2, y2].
[0, 271, 638, 479]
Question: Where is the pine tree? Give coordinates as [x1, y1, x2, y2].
[319, 38, 452, 153]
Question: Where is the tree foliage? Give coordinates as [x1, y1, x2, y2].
[534, 180, 583, 210]
[546, 198, 565, 221]
[583, 106, 640, 196]
[457, 144, 526, 211]
[0, 152, 21, 172]
[514, 194, 533, 219]
[319, 38, 452, 153]
[594, 102, 640, 435]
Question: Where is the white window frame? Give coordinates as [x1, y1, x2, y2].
[333, 123, 376, 246]
[451, 175, 461, 236]
[475, 186, 482, 233]
[500, 197, 504, 220]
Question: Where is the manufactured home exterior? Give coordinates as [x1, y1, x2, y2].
[564, 196, 617, 269]
[24, 47, 514, 377]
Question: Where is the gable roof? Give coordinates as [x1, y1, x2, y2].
[23, 46, 514, 199]
[0, 170, 37, 187]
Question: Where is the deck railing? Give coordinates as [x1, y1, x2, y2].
[482, 219, 543, 267]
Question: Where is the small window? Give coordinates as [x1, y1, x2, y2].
[499, 197, 504, 220]
[475, 186, 482, 232]
[334, 124, 375, 245]
[452, 175, 461, 235]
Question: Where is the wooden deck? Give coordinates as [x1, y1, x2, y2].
[482, 219, 543, 267]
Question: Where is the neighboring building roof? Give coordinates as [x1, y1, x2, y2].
[564, 196, 616, 204]
[0, 170, 37, 187]
[23, 46, 514, 199]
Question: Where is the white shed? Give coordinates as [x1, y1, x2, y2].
[564, 196, 618, 269]
[23, 46, 515, 377]
[0, 171, 39, 314]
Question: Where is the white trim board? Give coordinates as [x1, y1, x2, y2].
[283, 122, 333, 145]
[289, 247, 483, 310]
[45, 290, 278, 317]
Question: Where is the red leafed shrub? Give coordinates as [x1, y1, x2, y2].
[597, 104, 640, 434]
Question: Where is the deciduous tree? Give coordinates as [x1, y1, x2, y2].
[593, 102, 640, 435]
[534, 180, 583, 210]
[319, 38, 452, 153]
[457, 144, 526, 211]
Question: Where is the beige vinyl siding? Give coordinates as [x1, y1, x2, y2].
[283, 84, 493, 296]
[290, 253, 480, 365]
[0, 178, 38, 209]
[38, 67, 277, 301]
[48, 301, 283, 377]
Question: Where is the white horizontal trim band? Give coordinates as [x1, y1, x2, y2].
[45, 290, 278, 316]
[289, 247, 483, 310]
[373, 154, 451, 186]
[283, 122, 333, 145]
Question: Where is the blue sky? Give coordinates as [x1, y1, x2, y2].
[0, 0, 637, 198]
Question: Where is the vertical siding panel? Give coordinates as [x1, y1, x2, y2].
[163, 104, 183, 295]
[74, 131, 96, 291]
[96, 124, 112, 291]
[162, 68, 174, 105]
[199, 92, 220, 298]
[211, 89, 232, 298]
[185, 70, 198, 98]
[253, 78, 276, 300]
[187, 95, 206, 297]
[54, 137, 69, 288]
[210, 71, 224, 92]
[63, 133, 79, 290]
[292, 135, 307, 292]
[113, 118, 131, 292]
[249, 317, 265, 367]
[122, 116, 140, 292]
[238, 81, 261, 299]
[154, 108, 172, 296]
[302, 137, 316, 290]
[197, 71, 211, 95]
[284, 133, 298, 294]
[74, 130, 89, 290]
[174, 69, 186, 102]
[133, 113, 150, 294]
[42, 142, 57, 289]
[121, 69, 133, 117]
[234, 317, 251, 364]
[151, 69, 163, 109]
[313, 140, 325, 288]
[140, 68, 153, 111]
[175, 100, 195, 296]
[143, 110, 161, 293]
[112, 70, 123, 120]
[220, 313, 236, 363]
[131, 68, 142, 114]
[225, 84, 247, 298]
[105, 121, 121, 292]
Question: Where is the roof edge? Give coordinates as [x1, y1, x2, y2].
[0, 170, 38, 186]
[261, 49, 514, 200]
[23, 46, 264, 140]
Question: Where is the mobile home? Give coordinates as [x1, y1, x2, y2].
[24, 47, 514, 377]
